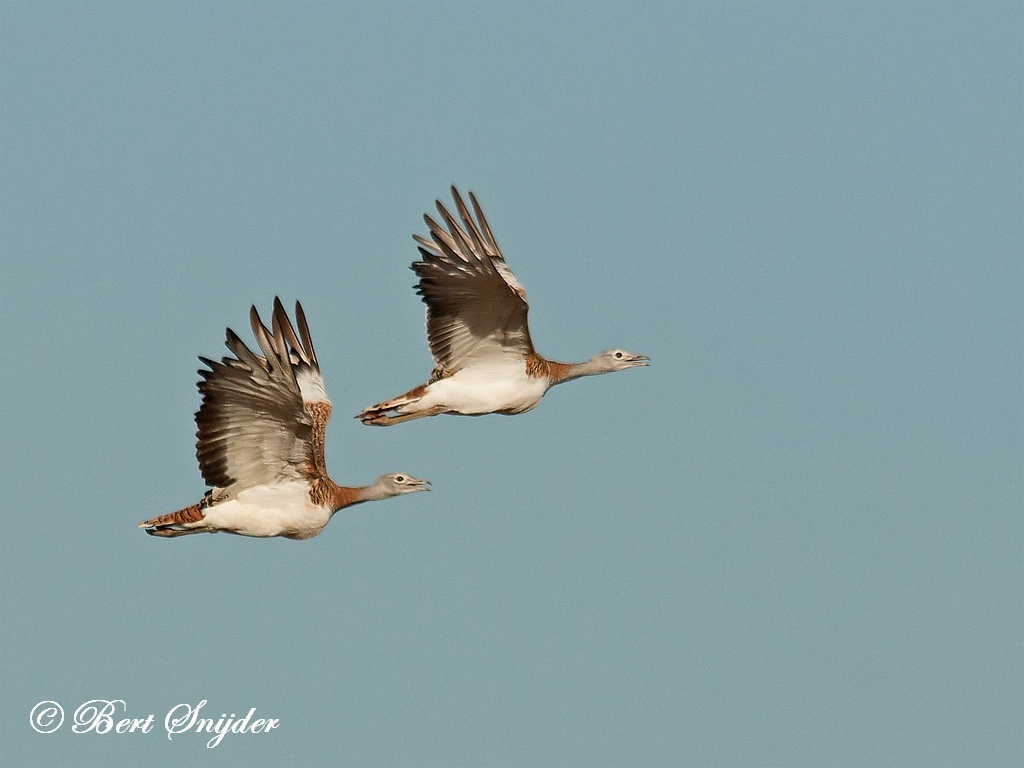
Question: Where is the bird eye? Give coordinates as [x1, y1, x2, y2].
[614, 352, 623, 359]
[395, 475, 405, 483]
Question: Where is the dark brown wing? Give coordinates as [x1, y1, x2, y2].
[412, 187, 534, 376]
[194, 299, 329, 493]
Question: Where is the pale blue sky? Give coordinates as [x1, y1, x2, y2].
[1, 2, 1021, 766]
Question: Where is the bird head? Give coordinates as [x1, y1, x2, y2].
[376, 473, 431, 496]
[593, 349, 650, 371]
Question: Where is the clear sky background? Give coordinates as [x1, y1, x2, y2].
[1, 3, 1021, 766]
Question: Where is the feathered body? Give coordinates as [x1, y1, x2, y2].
[140, 299, 428, 539]
[358, 188, 648, 426]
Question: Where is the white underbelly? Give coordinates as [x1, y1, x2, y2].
[420, 364, 549, 414]
[201, 482, 330, 538]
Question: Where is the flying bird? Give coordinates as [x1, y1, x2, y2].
[140, 299, 429, 539]
[357, 187, 648, 426]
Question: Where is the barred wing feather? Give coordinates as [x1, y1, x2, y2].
[412, 187, 534, 376]
[195, 298, 328, 494]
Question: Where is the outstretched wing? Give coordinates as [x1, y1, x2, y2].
[412, 187, 534, 376]
[195, 298, 330, 493]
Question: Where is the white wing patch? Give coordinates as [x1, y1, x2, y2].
[495, 261, 526, 300]
[296, 367, 330, 405]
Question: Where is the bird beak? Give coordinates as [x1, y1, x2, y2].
[410, 478, 431, 492]
[629, 354, 650, 367]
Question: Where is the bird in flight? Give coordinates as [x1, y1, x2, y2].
[358, 187, 648, 426]
[140, 299, 429, 539]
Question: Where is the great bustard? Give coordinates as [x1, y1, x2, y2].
[358, 188, 648, 426]
[140, 299, 429, 539]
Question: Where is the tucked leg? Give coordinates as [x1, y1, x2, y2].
[360, 405, 446, 426]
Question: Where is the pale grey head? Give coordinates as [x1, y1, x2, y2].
[375, 473, 431, 496]
[591, 349, 650, 372]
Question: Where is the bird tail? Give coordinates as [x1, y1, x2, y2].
[356, 383, 429, 426]
[138, 502, 207, 538]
